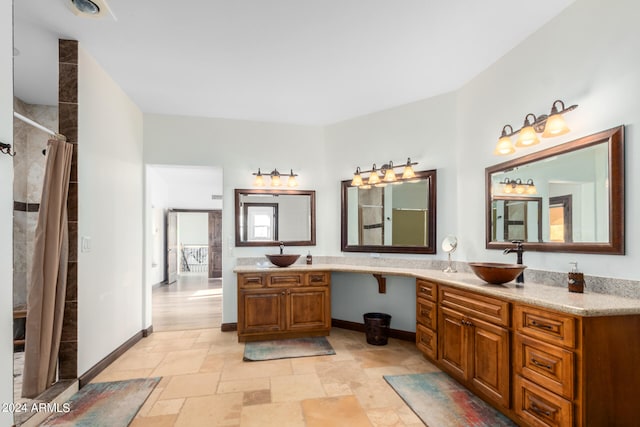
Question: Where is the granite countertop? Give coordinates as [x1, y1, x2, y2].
[234, 263, 640, 317]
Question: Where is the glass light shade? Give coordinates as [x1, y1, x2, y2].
[351, 173, 363, 187]
[526, 185, 537, 195]
[542, 114, 570, 138]
[503, 184, 513, 194]
[401, 165, 416, 180]
[494, 136, 515, 155]
[367, 171, 381, 185]
[515, 126, 540, 147]
[515, 184, 525, 194]
[254, 173, 264, 186]
[383, 168, 396, 182]
[270, 174, 281, 187]
[287, 175, 298, 187]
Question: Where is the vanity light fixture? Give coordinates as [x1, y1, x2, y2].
[495, 99, 578, 156]
[350, 158, 418, 188]
[252, 168, 298, 187]
[500, 178, 536, 195]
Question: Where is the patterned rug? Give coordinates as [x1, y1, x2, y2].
[243, 336, 335, 361]
[41, 377, 160, 427]
[384, 372, 516, 427]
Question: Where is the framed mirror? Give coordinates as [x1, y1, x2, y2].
[341, 169, 437, 254]
[235, 189, 316, 247]
[486, 126, 624, 254]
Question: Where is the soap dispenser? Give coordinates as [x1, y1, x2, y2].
[568, 262, 584, 293]
[306, 251, 313, 265]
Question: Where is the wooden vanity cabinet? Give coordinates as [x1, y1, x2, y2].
[513, 303, 640, 427]
[416, 279, 438, 359]
[237, 271, 331, 342]
[438, 285, 511, 409]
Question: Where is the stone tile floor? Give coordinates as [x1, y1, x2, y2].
[92, 327, 442, 426]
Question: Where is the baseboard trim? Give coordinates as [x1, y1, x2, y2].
[221, 322, 237, 332]
[331, 318, 416, 342]
[78, 330, 145, 388]
[142, 325, 153, 337]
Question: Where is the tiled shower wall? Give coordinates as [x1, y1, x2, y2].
[59, 39, 78, 380]
[12, 98, 57, 308]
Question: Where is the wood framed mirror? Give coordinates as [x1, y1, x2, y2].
[486, 126, 624, 254]
[235, 188, 316, 247]
[341, 169, 437, 254]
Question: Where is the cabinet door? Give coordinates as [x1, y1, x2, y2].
[287, 287, 330, 331]
[239, 289, 285, 334]
[439, 306, 468, 381]
[469, 317, 510, 408]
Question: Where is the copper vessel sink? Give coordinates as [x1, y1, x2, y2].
[468, 262, 527, 285]
[265, 254, 300, 267]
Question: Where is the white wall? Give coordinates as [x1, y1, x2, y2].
[178, 212, 208, 246]
[77, 47, 144, 375]
[456, 0, 640, 280]
[1, 0, 15, 423]
[143, 0, 640, 327]
[143, 115, 326, 323]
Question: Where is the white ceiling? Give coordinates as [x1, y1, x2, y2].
[13, 0, 575, 125]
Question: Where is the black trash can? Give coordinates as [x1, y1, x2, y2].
[363, 312, 392, 346]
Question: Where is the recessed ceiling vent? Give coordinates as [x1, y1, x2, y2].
[67, 0, 116, 20]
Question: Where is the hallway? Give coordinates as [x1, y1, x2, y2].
[152, 275, 222, 332]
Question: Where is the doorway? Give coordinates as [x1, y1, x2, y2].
[549, 195, 573, 243]
[146, 165, 223, 332]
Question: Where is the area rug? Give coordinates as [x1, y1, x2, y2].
[243, 336, 335, 361]
[41, 377, 161, 427]
[384, 372, 516, 427]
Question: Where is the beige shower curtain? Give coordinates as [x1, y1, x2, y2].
[22, 139, 74, 398]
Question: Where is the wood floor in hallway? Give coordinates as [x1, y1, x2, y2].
[152, 274, 222, 331]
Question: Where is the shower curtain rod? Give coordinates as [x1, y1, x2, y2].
[14, 111, 67, 141]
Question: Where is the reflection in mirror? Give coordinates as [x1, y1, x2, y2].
[341, 170, 437, 254]
[486, 126, 624, 254]
[235, 189, 316, 246]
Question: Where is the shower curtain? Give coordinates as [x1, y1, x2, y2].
[22, 138, 73, 398]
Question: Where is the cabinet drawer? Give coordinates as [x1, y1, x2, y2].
[416, 297, 436, 330]
[416, 323, 437, 360]
[238, 273, 265, 288]
[515, 376, 573, 427]
[440, 286, 510, 327]
[515, 333, 574, 399]
[267, 273, 304, 287]
[514, 305, 576, 348]
[306, 271, 330, 286]
[416, 279, 437, 302]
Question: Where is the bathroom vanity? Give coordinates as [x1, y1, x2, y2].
[415, 276, 640, 427]
[236, 269, 331, 342]
[235, 262, 640, 426]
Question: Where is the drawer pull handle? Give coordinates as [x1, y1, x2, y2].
[310, 275, 323, 282]
[530, 403, 553, 417]
[246, 278, 261, 283]
[531, 320, 553, 330]
[531, 358, 552, 370]
[420, 287, 429, 293]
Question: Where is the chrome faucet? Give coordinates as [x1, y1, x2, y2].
[279, 241, 285, 255]
[503, 240, 524, 284]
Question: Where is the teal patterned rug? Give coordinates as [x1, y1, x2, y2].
[384, 372, 516, 427]
[41, 377, 160, 426]
[243, 336, 335, 361]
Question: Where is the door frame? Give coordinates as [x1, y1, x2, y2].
[165, 208, 223, 280]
